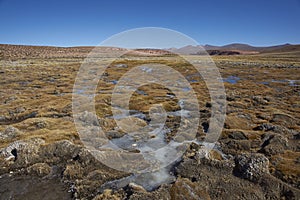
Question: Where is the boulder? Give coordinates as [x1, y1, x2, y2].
[259, 133, 288, 156]
[0, 126, 21, 140]
[271, 113, 296, 127]
[234, 153, 269, 182]
[34, 119, 48, 129]
[253, 123, 276, 131]
[228, 130, 248, 140]
[0, 138, 44, 166]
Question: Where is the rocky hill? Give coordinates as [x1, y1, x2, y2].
[168, 43, 300, 55]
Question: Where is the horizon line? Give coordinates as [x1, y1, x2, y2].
[0, 42, 298, 49]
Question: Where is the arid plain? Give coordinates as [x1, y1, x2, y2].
[0, 44, 299, 199]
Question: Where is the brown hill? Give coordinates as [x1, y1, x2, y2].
[168, 43, 300, 55]
[0, 44, 175, 59]
[260, 44, 300, 53]
[1, 43, 299, 59]
[0, 44, 93, 59]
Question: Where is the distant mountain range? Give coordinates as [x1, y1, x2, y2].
[168, 43, 300, 55]
[1, 43, 300, 59]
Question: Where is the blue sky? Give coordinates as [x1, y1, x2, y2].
[0, 0, 299, 47]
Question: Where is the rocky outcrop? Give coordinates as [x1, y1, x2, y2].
[0, 126, 22, 141]
[234, 153, 269, 182]
[0, 139, 130, 199]
[0, 138, 44, 166]
[259, 133, 289, 156]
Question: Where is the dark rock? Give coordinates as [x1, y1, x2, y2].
[234, 153, 269, 182]
[105, 130, 126, 139]
[201, 121, 209, 133]
[271, 113, 297, 127]
[294, 132, 300, 140]
[221, 139, 251, 155]
[15, 107, 26, 113]
[253, 123, 275, 131]
[207, 50, 240, 55]
[259, 133, 288, 156]
[226, 95, 235, 101]
[228, 131, 248, 140]
[205, 102, 212, 108]
[259, 174, 300, 199]
[252, 96, 269, 105]
[38, 140, 81, 164]
[34, 119, 48, 129]
[0, 111, 38, 125]
[176, 157, 265, 199]
[62, 104, 72, 114]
